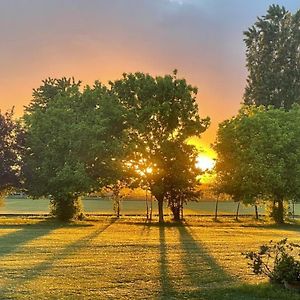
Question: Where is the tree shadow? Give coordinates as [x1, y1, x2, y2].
[0, 220, 60, 258]
[139, 219, 152, 237]
[0, 218, 117, 296]
[240, 222, 300, 233]
[157, 222, 236, 299]
[177, 224, 235, 289]
[158, 225, 176, 299]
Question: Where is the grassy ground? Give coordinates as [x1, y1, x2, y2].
[0, 217, 299, 299]
[3, 197, 300, 217]
[0, 197, 270, 215]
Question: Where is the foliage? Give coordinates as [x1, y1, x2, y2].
[214, 105, 300, 223]
[23, 78, 127, 220]
[162, 140, 201, 221]
[266, 201, 289, 225]
[244, 239, 300, 284]
[0, 109, 24, 196]
[110, 70, 209, 221]
[50, 196, 84, 221]
[244, 5, 300, 109]
[107, 181, 132, 218]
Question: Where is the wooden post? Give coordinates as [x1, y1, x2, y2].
[255, 204, 259, 220]
[214, 197, 219, 221]
[145, 188, 149, 220]
[150, 194, 153, 221]
[235, 201, 240, 221]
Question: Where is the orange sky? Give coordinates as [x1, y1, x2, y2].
[0, 61, 244, 145]
[0, 0, 297, 145]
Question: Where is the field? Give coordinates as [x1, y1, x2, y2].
[2, 197, 300, 216]
[0, 216, 300, 299]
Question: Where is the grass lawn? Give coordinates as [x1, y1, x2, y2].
[0, 217, 299, 299]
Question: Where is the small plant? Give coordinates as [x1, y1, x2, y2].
[243, 239, 300, 284]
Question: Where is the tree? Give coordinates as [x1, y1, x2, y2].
[214, 105, 300, 224]
[110, 71, 209, 222]
[244, 5, 300, 109]
[0, 109, 24, 196]
[162, 140, 200, 221]
[23, 78, 127, 221]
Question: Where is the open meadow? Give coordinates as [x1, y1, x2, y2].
[3, 197, 300, 216]
[0, 216, 299, 299]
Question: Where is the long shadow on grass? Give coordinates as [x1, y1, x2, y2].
[1, 218, 118, 296]
[159, 226, 176, 299]
[177, 224, 234, 289]
[0, 220, 60, 258]
[244, 222, 300, 233]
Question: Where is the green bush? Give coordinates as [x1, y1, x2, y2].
[50, 196, 84, 221]
[243, 239, 300, 284]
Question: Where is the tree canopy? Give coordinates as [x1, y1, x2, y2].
[244, 5, 300, 109]
[110, 70, 209, 222]
[214, 105, 300, 223]
[23, 78, 127, 220]
[162, 140, 200, 221]
[21, 71, 209, 222]
[0, 109, 24, 196]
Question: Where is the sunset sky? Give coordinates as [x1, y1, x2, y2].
[0, 0, 298, 145]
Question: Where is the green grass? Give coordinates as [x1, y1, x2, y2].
[0, 217, 299, 299]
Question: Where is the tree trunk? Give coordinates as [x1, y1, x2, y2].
[157, 196, 164, 223]
[145, 189, 149, 220]
[235, 201, 240, 221]
[180, 199, 184, 220]
[171, 205, 181, 221]
[292, 200, 295, 220]
[277, 197, 284, 224]
[116, 200, 120, 218]
[214, 198, 219, 221]
[150, 195, 153, 221]
[254, 204, 259, 220]
[271, 196, 285, 224]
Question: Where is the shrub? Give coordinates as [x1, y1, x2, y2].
[266, 201, 289, 224]
[50, 196, 83, 221]
[243, 239, 300, 284]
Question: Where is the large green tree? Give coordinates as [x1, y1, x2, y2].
[214, 105, 300, 224]
[110, 71, 209, 222]
[0, 109, 24, 196]
[23, 78, 127, 220]
[244, 5, 300, 109]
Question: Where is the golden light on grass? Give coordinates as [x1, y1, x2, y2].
[0, 217, 297, 298]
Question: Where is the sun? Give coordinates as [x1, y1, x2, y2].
[196, 155, 215, 171]
[186, 136, 216, 172]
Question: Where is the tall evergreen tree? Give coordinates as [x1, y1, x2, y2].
[244, 5, 300, 109]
